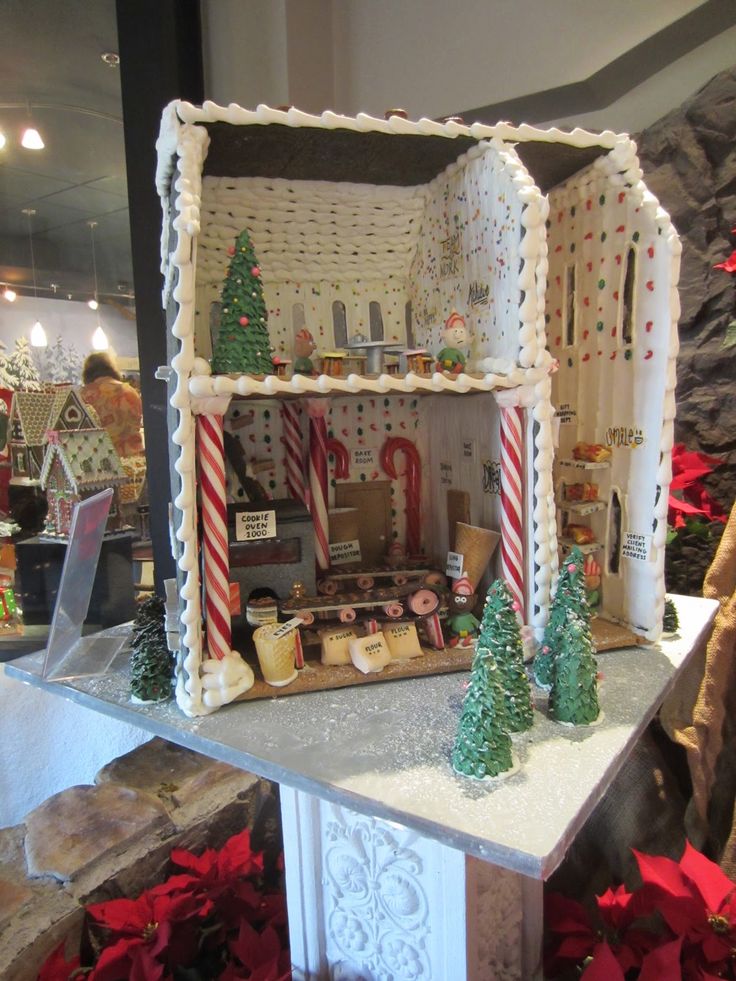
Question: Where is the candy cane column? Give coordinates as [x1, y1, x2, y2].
[498, 403, 526, 616]
[305, 398, 330, 571]
[280, 401, 306, 504]
[197, 410, 231, 660]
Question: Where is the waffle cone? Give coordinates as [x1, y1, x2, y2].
[253, 623, 298, 687]
[455, 522, 500, 589]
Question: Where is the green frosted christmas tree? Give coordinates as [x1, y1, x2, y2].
[663, 597, 679, 635]
[211, 229, 274, 376]
[477, 580, 533, 732]
[547, 549, 600, 725]
[452, 645, 513, 780]
[130, 596, 173, 703]
[535, 546, 588, 688]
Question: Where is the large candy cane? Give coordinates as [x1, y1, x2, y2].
[305, 399, 330, 571]
[197, 413, 231, 660]
[381, 436, 422, 556]
[280, 401, 306, 503]
[499, 405, 525, 616]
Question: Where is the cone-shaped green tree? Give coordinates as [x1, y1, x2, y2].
[477, 579, 533, 732]
[452, 646, 513, 779]
[548, 610, 600, 725]
[130, 596, 173, 703]
[211, 229, 274, 375]
[535, 546, 588, 688]
[662, 597, 679, 635]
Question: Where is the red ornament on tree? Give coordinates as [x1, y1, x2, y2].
[239, 316, 249, 327]
[251, 265, 261, 277]
[227, 245, 236, 256]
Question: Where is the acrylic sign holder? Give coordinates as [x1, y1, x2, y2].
[41, 488, 127, 681]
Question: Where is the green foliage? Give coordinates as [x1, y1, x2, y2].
[452, 646, 513, 780]
[477, 580, 533, 732]
[130, 596, 173, 703]
[545, 548, 600, 725]
[211, 229, 274, 375]
[662, 597, 680, 634]
[535, 548, 588, 689]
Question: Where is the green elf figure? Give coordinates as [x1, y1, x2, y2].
[447, 574, 480, 647]
[435, 310, 469, 374]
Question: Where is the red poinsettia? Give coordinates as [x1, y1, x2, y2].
[668, 444, 727, 530]
[86, 888, 210, 980]
[36, 827, 289, 981]
[635, 842, 736, 973]
[545, 841, 736, 980]
[714, 227, 736, 274]
[37, 940, 81, 981]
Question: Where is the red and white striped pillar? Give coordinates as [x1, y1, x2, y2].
[281, 401, 306, 504]
[197, 412, 231, 660]
[305, 398, 330, 571]
[499, 405, 525, 617]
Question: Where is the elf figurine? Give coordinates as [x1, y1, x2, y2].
[447, 574, 480, 647]
[293, 328, 317, 375]
[435, 310, 469, 375]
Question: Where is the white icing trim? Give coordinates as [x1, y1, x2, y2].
[157, 99, 669, 714]
[174, 99, 625, 152]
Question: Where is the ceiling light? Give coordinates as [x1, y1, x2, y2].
[30, 320, 48, 347]
[23, 208, 47, 347]
[0, 131, 6, 150]
[3, 286, 16, 302]
[92, 325, 109, 351]
[88, 221, 108, 350]
[101, 52, 120, 67]
[21, 126, 45, 150]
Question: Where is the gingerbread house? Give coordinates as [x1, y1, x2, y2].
[39, 429, 127, 538]
[8, 388, 99, 481]
[156, 102, 678, 716]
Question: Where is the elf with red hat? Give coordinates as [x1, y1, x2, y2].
[447, 573, 480, 647]
[293, 328, 317, 375]
[435, 310, 469, 374]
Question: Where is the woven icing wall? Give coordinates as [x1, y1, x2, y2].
[194, 175, 427, 361]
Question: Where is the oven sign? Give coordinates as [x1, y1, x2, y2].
[235, 509, 277, 542]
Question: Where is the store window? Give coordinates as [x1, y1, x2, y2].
[369, 301, 385, 341]
[332, 300, 348, 348]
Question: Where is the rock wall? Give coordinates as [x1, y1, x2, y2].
[0, 738, 280, 981]
[636, 65, 736, 594]
[637, 66, 736, 516]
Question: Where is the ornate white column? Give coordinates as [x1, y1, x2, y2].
[280, 787, 543, 980]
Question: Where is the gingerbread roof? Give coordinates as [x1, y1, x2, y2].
[9, 391, 56, 446]
[47, 387, 100, 432]
[40, 429, 127, 492]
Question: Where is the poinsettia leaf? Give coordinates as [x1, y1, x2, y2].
[37, 940, 82, 981]
[169, 845, 218, 877]
[679, 840, 736, 914]
[634, 850, 691, 897]
[714, 250, 736, 273]
[545, 892, 593, 932]
[580, 942, 626, 981]
[87, 896, 149, 934]
[88, 936, 142, 981]
[668, 496, 711, 516]
[637, 937, 683, 981]
[129, 943, 167, 981]
[554, 934, 599, 960]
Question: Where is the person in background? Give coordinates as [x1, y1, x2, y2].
[80, 351, 144, 458]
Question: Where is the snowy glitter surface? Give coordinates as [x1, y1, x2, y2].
[5, 595, 716, 879]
